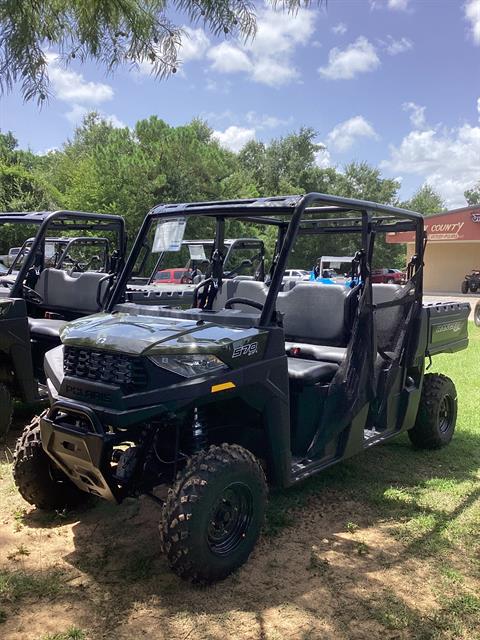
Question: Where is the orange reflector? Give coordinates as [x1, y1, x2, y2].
[211, 381, 236, 393]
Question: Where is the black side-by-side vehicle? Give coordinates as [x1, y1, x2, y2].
[13, 194, 470, 584]
[0, 211, 125, 435]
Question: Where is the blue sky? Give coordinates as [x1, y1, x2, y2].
[1, 0, 480, 207]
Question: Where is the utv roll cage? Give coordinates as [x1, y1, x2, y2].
[0, 210, 126, 298]
[8, 236, 112, 274]
[108, 193, 425, 321]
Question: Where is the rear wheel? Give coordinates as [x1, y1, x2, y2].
[0, 383, 13, 438]
[461, 280, 469, 294]
[387, 278, 395, 284]
[475, 301, 480, 328]
[13, 414, 89, 510]
[160, 444, 267, 584]
[470, 283, 478, 293]
[408, 374, 457, 449]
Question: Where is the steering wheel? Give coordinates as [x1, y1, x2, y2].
[225, 297, 264, 311]
[22, 285, 44, 304]
[0, 279, 43, 304]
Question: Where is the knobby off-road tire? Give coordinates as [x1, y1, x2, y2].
[160, 443, 267, 584]
[408, 374, 457, 449]
[13, 414, 89, 510]
[0, 383, 13, 438]
[475, 301, 480, 328]
[461, 280, 469, 294]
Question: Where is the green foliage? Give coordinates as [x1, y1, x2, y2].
[464, 182, 480, 206]
[403, 184, 446, 215]
[0, 1, 311, 102]
[0, 113, 428, 270]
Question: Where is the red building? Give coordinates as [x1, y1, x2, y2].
[387, 205, 480, 293]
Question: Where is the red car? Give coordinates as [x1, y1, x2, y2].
[153, 268, 192, 284]
[371, 268, 405, 284]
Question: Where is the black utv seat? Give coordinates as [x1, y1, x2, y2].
[285, 343, 347, 364]
[28, 318, 66, 340]
[287, 358, 339, 386]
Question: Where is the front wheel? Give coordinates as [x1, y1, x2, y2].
[0, 383, 13, 438]
[13, 414, 90, 510]
[160, 444, 267, 584]
[408, 374, 457, 449]
[461, 280, 469, 294]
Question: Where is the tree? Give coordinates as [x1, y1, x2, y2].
[404, 184, 446, 215]
[238, 127, 323, 196]
[0, 0, 307, 103]
[464, 183, 480, 206]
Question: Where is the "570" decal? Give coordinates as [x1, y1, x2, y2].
[232, 342, 258, 358]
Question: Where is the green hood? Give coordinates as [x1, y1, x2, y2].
[61, 312, 266, 359]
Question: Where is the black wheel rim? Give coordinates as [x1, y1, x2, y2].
[439, 394, 454, 433]
[207, 482, 254, 556]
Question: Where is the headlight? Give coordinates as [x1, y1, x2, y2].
[149, 354, 228, 378]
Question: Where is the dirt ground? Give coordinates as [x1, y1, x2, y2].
[1, 424, 479, 640]
[1, 332, 479, 640]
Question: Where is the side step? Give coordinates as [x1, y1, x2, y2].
[290, 454, 340, 483]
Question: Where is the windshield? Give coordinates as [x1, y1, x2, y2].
[131, 218, 268, 284]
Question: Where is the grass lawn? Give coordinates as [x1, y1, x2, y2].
[0, 325, 479, 640]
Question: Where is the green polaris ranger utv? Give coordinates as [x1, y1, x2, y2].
[0, 210, 125, 436]
[13, 194, 470, 584]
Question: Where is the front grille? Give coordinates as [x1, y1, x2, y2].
[64, 347, 147, 393]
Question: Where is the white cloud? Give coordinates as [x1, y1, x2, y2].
[370, 0, 410, 10]
[213, 126, 256, 152]
[465, 0, 480, 44]
[315, 145, 331, 168]
[179, 27, 210, 62]
[245, 111, 292, 129]
[384, 36, 413, 55]
[64, 103, 125, 128]
[327, 115, 379, 152]
[382, 108, 480, 207]
[332, 23, 347, 35]
[207, 7, 316, 87]
[104, 113, 126, 128]
[64, 104, 88, 124]
[207, 42, 252, 74]
[318, 37, 380, 80]
[47, 54, 113, 104]
[403, 102, 427, 129]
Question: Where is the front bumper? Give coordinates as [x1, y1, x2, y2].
[40, 400, 118, 501]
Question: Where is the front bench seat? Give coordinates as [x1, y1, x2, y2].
[288, 358, 339, 386]
[28, 317, 66, 340]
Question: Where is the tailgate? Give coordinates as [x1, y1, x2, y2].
[424, 301, 470, 355]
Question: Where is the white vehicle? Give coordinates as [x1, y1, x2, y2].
[284, 269, 309, 279]
[7, 247, 21, 267]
